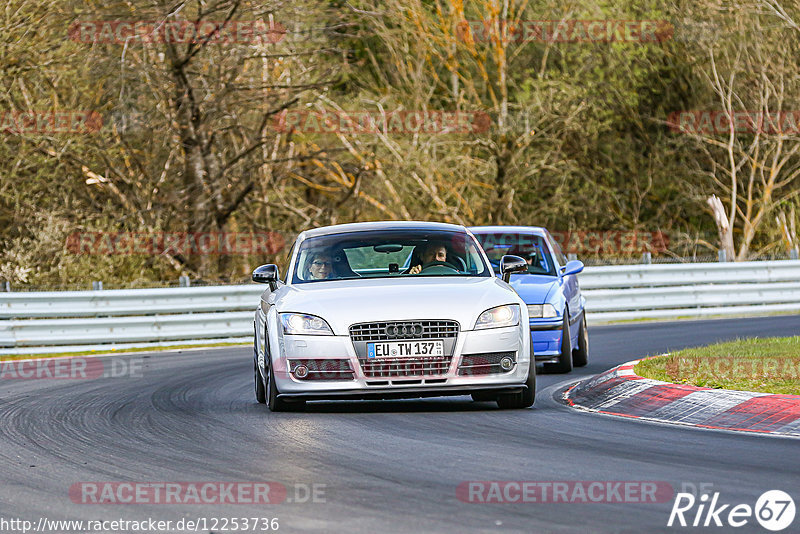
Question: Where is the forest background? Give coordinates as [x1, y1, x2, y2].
[1, 0, 799, 288]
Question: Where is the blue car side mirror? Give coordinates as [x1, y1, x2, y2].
[560, 260, 584, 276]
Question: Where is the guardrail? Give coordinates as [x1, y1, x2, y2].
[0, 286, 262, 354]
[1, 260, 799, 354]
[578, 260, 800, 289]
[581, 260, 800, 322]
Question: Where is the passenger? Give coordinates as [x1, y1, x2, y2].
[410, 243, 448, 275]
[305, 250, 334, 280]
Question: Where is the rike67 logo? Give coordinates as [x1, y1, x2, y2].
[668, 489, 795, 531]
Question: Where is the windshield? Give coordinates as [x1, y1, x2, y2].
[292, 229, 491, 283]
[472, 232, 556, 276]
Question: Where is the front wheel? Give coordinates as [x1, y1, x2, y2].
[572, 313, 589, 367]
[254, 361, 266, 404]
[266, 361, 292, 412]
[496, 364, 536, 409]
[544, 313, 573, 374]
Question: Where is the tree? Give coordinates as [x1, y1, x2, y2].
[673, 0, 800, 260]
[1, 0, 353, 282]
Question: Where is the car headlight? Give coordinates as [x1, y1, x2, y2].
[280, 313, 334, 335]
[527, 304, 558, 319]
[474, 304, 520, 330]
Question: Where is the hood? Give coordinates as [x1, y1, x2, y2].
[275, 276, 522, 334]
[506, 273, 559, 304]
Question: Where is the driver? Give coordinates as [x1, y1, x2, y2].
[409, 243, 448, 275]
[522, 248, 543, 270]
[509, 245, 539, 271]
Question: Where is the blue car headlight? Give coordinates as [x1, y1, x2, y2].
[527, 304, 558, 319]
[280, 313, 334, 335]
[474, 304, 520, 330]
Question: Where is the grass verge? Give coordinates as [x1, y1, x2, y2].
[634, 336, 800, 395]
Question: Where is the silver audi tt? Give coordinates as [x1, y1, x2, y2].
[252, 221, 535, 411]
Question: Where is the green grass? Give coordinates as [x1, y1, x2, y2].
[634, 336, 800, 395]
[0, 342, 250, 362]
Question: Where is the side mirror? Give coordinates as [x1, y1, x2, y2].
[561, 260, 584, 276]
[500, 255, 528, 283]
[253, 264, 279, 291]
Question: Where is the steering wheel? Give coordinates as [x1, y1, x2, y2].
[419, 260, 460, 274]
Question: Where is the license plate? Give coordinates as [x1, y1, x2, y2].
[367, 340, 444, 359]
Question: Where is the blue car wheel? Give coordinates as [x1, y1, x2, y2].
[545, 312, 573, 373]
[572, 313, 589, 367]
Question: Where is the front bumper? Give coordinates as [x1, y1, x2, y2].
[271, 325, 530, 399]
[281, 383, 525, 401]
[530, 318, 562, 359]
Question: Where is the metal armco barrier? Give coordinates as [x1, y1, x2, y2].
[1, 260, 799, 354]
[578, 260, 800, 289]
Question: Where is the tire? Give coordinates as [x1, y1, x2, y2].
[254, 361, 266, 404]
[266, 361, 291, 412]
[496, 364, 536, 409]
[572, 313, 589, 367]
[544, 312, 573, 374]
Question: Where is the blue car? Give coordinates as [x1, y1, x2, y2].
[469, 226, 589, 373]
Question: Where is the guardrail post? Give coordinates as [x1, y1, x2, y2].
[642, 252, 652, 264]
[1, 281, 10, 292]
[92, 281, 103, 291]
[718, 250, 727, 262]
[179, 275, 191, 287]
[791, 249, 799, 260]
[567, 253, 577, 262]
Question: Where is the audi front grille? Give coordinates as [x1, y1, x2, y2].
[349, 320, 460, 342]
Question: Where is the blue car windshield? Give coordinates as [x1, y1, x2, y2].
[472, 232, 557, 276]
[292, 230, 492, 283]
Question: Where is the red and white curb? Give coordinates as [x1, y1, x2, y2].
[564, 358, 800, 438]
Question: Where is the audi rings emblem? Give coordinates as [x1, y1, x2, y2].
[385, 323, 424, 338]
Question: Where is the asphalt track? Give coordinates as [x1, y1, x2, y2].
[1, 315, 799, 533]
